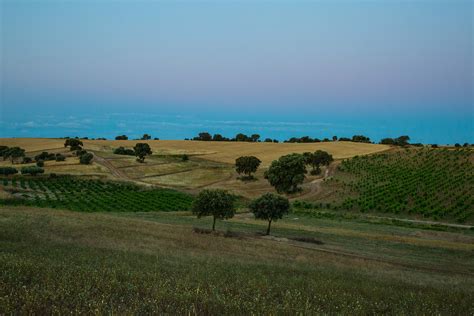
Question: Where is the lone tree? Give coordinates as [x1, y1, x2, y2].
[141, 134, 151, 140]
[64, 139, 83, 151]
[249, 193, 290, 235]
[133, 143, 152, 162]
[265, 153, 307, 194]
[192, 189, 235, 231]
[306, 150, 333, 175]
[235, 156, 261, 180]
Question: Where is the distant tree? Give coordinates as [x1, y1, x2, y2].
[133, 143, 152, 162]
[141, 134, 152, 140]
[251, 134, 260, 142]
[265, 153, 307, 194]
[272, 139, 279, 143]
[153, 137, 160, 140]
[0, 167, 18, 176]
[192, 189, 236, 231]
[463, 143, 469, 147]
[79, 152, 93, 165]
[64, 139, 83, 151]
[35, 152, 56, 162]
[75, 149, 87, 157]
[454, 143, 461, 148]
[235, 133, 250, 142]
[55, 154, 66, 162]
[21, 166, 44, 176]
[305, 150, 333, 175]
[36, 160, 44, 167]
[352, 135, 371, 143]
[22, 157, 33, 164]
[394, 135, 410, 146]
[339, 137, 351, 141]
[115, 135, 128, 140]
[235, 156, 261, 180]
[6, 147, 25, 163]
[264, 138, 273, 143]
[332, 136, 338, 141]
[197, 132, 212, 141]
[212, 134, 224, 141]
[113, 147, 135, 156]
[431, 144, 438, 148]
[249, 193, 290, 235]
[380, 138, 395, 145]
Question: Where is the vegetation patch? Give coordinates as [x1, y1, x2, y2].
[0, 176, 193, 212]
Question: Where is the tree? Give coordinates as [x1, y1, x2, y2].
[332, 136, 338, 141]
[55, 154, 66, 162]
[0, 146, 9, 160]
[115, 135, 128, 140]
[21, 166, 44, 176]
[36, 160, 44, 167]
[265, 153, 307, 194]
[64, 139, 83, 151]
[133, 143, 152, 162]
[6, 147, 25, 163]
[22, 157, 33, 164]
[380, 138, 395, 145]
[264, 138, 273, 143]
[249, 193, 290, 235]
[251, 134, 260, 142]
[394, 135, 410, 146]
[352, 135, 371, 143]
[79, 152, 93, 165]
[235, 133, 249, 142]
[141, 134, 151, 140]
[192, 189, 236, 231]
[0, 167, 18, 176]
[212, 134, 224, 141]
[113, 147, 135, 155]
[235, 156, 261, 180]
[306, 150, 334, 175]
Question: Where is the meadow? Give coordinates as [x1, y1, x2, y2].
[1, 206, 473, 314]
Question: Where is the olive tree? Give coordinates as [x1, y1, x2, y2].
[133, 143, 152, 162]
[235, 156, 261, 180]
[249, 193, 290, 235]
[21, 166, 44, 176]
[192, 189, 235, 231]
[306, 150, 333, 175]
[265, 153, 307, 194]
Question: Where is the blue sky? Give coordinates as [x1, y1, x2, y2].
[0, 0, 472, 143]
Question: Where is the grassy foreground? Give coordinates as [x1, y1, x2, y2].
[1, 207, 473, 314]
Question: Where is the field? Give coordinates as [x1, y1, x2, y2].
[1, 138, 473, 313]
[1, 206, 473, 314]
[310, 148, 473, 224]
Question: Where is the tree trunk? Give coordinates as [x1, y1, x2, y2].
[212, 216, 216, 231]
[266, 219, 272, 235]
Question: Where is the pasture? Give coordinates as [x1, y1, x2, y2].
[1, 206, 473, 314]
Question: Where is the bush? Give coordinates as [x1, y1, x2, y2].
[114, 147, 135, 156]
[55, 154, 66, 162]
[21, 166, 44, 176]
[79, 153, 93, 165]
[36, 160, 44, 167]
[0, 167, 18, 176]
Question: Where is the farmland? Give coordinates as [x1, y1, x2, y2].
[0, 138, 473, 314]
[312, 148, 473, 224]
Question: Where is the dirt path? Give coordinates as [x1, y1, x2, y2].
[91, 152, 131, 180]
[292, 162, 338, 200]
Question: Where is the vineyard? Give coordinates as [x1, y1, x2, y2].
[0, 176, 193, 212]
[331, 148, 474, 223]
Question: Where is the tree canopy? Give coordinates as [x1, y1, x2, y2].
[235, 156, 261, 180]
[265, 153, 307, 194]
[192, 189, 236, 231]
[133, 143, 152, 162]
[305, 150, 333, 175]
[249, 193, 290, 235]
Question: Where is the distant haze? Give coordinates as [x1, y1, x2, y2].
[1, 0, 472, 143]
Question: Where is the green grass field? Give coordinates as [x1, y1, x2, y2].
[1, 206, 473, 314]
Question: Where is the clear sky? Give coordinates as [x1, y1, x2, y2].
[1, 0, 473, 143]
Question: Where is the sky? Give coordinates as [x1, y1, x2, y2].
[0, 0, 473, 143]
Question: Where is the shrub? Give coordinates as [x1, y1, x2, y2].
[0, 167, 18, 176]
[36, 160, 44, 167]
[79, 153, 93, 165]
[21, 166, 44, 176]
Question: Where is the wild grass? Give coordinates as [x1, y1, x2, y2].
[1, 207, 473, 314]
